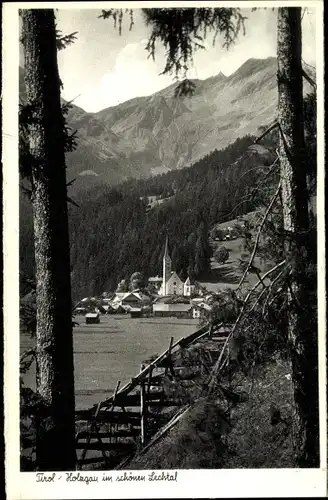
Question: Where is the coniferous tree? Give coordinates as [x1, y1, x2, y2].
[21, 9, 76, 470]
[277, 7, 318, 467]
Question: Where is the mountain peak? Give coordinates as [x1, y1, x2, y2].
[230, 57, 277, 80]
[19, 55, 283, 191]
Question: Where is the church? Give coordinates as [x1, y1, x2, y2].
[158, 237, 196, 297]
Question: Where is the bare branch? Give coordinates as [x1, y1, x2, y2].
[261, 269, 285, 317]
[236, 181, 282, 293]
[66, 178, 76, 187]
[207, 259, 286, 393]
[254, 121, 279, 144]
[302, 68, 316, 89]
[247, 284, 270, 315]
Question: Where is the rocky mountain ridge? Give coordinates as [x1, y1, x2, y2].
[19, 57, 314, 191]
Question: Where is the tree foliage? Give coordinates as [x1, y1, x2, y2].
[214, 246, 230, 264]
[101, 7, 247, 96]
[142, 8, 247, 77]
[130, 272, 145, 291]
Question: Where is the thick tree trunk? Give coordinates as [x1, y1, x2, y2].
[21, 10, 76, 470]
[277, 7, 319, 467]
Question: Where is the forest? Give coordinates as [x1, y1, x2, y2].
[20, 133, 277, 300]
[20, 88, 315, 303]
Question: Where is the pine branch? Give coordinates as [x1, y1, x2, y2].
[99, 9, 134, 34]
[140, 8, 247, 91]
[236, 181, 282, 293]
[56, 30, 78, 51]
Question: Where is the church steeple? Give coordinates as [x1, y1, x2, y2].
[164, 235, 169, 259]
[162, 235, 172, 296]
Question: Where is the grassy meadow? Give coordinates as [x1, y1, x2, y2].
[20, 315, 199, 409]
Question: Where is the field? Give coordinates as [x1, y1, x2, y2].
[20, 315, 199, 410]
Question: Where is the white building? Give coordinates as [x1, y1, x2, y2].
[159, 237, 196, 297]
[183, 276, 197, 297]
[191, 302, 212, 319]
[153, 301, 192, 317]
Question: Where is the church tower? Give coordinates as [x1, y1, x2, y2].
[162, 236, 172, 296]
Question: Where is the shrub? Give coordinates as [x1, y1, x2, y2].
[128, 398, 230, 469]
[214, 246, 229, 264]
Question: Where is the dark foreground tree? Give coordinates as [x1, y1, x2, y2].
[21, 9, 76, 470]
[277, 7, 318, 467]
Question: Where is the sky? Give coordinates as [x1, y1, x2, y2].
[31, 7, 317, 113]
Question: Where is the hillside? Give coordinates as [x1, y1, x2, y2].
[198, 212, 266, 293]
[20, 133, 277, 300]
[65, 137, 278, 300]
[19, 57, 314, 193]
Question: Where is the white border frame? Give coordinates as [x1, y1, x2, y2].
[3, 2, 326, 498]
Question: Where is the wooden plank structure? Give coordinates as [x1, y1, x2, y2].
[75, 320, 230, 469]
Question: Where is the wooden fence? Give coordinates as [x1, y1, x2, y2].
[75, 319, 230, 469]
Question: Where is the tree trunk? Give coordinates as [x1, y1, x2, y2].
[21, 9, 76, 471]
[277, 7, 319, 467]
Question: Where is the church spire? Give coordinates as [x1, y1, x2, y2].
[164, 234, 169, 259]
[162, 235, 172, 296]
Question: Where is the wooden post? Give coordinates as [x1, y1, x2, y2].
[113, 380, 121, 405]
[112, 381, 121, 446]
[165, 336, 174, 376]
[80, 403, 102, 466]
[147, 368, 153, 395]
[140, 364, 147, 447]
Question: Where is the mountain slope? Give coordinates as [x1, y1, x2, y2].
[19, 57, 314, 191]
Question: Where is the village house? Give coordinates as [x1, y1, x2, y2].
[130, 307, 142, 318]
[184, 276, 198, 296]
[104, 304, 116, 314]
[191, 302, 212, 320]
[110, 291, 151, 311]
[111, 292, 127, 307]
[139, 195, 165, 211]
[121, 292, 142, 309]
[114, 305, 127, 314]
[85, 312, 100, 324]
[153, 301, 192, 318]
